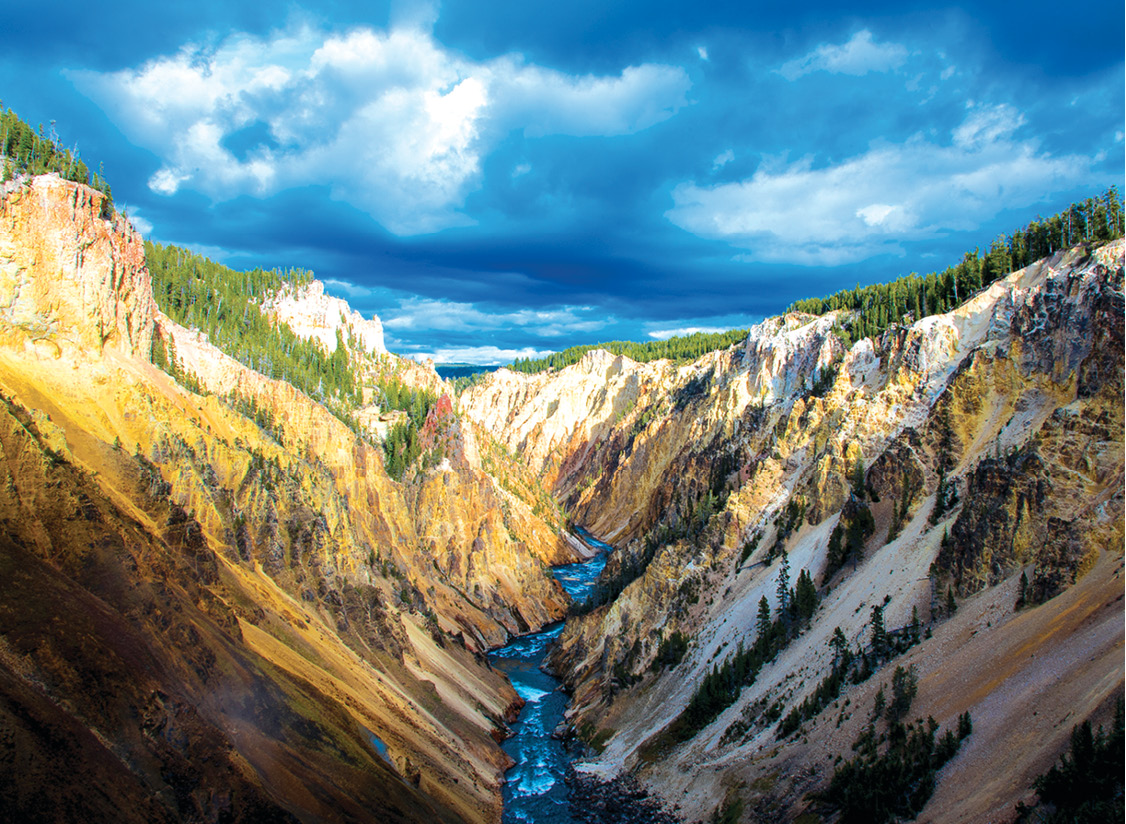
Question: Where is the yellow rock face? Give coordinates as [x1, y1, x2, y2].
[0, 175, 153, 358]
[154, 316, 569, 647]
[0, 175, 574, 824]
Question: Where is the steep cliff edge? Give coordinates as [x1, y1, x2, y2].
[0, 174, 152, 358]
[461, 241, 1125, 821]
[0, 175, 565, 824]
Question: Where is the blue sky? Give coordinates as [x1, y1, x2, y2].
[2, 1, 1122, 364]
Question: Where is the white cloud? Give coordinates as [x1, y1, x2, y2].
[383, 297, 609, 337]
[410, 345, 555, 365]
[491, 60, 690, 138]
[778, 29, 908, 81]
[72, 23, 690, 235]
[952, 103, 1024, 148]
[647, 325, 729, 340]
[855, 203, 900, 227]
[149, 168, 187, 196]
[666, 105, 1091, 265]
[322, 278, 373, 298]
[126, 211, 153, 236]
[713, 149, 734, 169]
[697, 46, 709, 61]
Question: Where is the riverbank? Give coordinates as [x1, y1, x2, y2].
[565, 767, 681, 824]
[492, 527, 683, 823]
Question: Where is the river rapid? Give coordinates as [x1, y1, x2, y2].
[491, 529, 612, 824]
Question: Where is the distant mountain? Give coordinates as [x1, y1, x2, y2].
[435, 362, 501, 380]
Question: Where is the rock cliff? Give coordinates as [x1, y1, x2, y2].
[460, 240, 1125, 822]
[263, 279, 386, 355]
[0, 174, 153, 358]
[0, 175, 567, 824]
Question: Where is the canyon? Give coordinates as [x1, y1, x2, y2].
[460, 239, 1124, 822]
[0, 173, 1122, 823]
[0, 175, 580, 824]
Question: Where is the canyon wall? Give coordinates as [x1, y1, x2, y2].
[1, 171, 1120, 823]
[0, 174, 153, 358]
[461, 241, 1125, 822]
[0, 175, 569, 824]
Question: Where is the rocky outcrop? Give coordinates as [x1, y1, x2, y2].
[740, 311, 844, 405]
[263, 279, 386, 354]
[0, 174, 153, 358]
[932, 247, 1125, 601]
[565, 766, 681, 823]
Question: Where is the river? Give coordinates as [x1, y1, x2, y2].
[491, 529, 612, 824]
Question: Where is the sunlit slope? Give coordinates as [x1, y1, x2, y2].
[0, 173, 576, 823]
[463, 240, 1124, 821]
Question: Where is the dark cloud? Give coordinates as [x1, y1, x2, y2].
[0, 1, 1120, 363]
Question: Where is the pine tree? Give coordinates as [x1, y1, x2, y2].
[873, 685, 886, 720]
[826, 526, 844, 577]
[151, 333, 168, 370]
[756, 595, 771, 643]
[870, 604, 887, 658]
[830, 626, 851, 666]
[957, 711, 973, 739]
[165, 335, 180, 380]
[887, 664, 918, 723]
[776, 551, 791, 618]
[795, 569, 818, 622]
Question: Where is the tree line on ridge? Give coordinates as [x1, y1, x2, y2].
[787, 188, 1124, 345]
[505, 188, 1124, 377]
[0, 105, 115, 217]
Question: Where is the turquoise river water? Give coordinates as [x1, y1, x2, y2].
[491, 529, 611, 824]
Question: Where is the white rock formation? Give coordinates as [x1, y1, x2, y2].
[263, 280, 386, 355]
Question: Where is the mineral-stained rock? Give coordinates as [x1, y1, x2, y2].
[0, 176, 569, 824]
[462, 240, 1125, 824]
[0, 174, 153, 358]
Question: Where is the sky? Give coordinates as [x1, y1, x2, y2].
[2, 1, 1122, 364]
